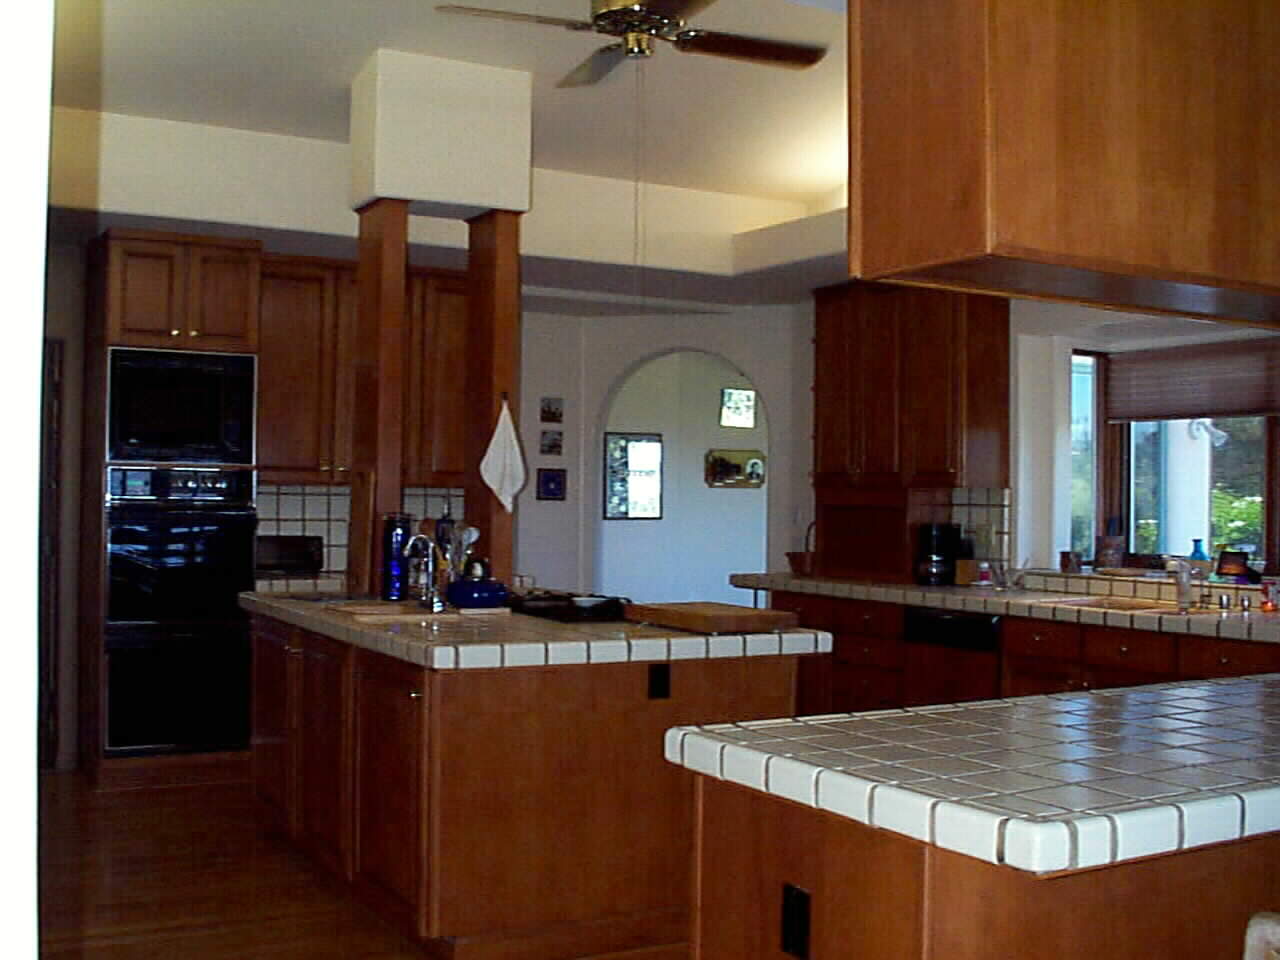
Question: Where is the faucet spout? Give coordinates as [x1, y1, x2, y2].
[1166, 556, 1194, 614]
[403, 534, 446, 612]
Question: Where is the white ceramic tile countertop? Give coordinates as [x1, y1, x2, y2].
[240, 592, 831, 670]
[731, 572, 1280, 644]
[666, 674, 1280, 874]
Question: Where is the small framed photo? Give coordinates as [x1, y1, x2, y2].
[540, 429, 564, 456]
[540, 396, 564, 423]
[536, 468, 567, 501]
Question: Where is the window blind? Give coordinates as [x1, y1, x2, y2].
[1105, 336, 1280, 422]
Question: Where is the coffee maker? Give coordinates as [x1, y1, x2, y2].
[915, 522, 961, 586]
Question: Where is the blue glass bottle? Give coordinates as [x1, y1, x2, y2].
[1190, 539, 1209, 562]
[381, 512, 415, 601]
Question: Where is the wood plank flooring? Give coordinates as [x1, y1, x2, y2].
[39, 773, 426, 958]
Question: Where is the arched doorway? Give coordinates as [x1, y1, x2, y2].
[595, 350, 768, 603]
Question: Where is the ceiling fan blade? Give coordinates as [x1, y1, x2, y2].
[671, 29, 826, 68]
[644, 0, 722, 23]
[556, 44, 627, 88]
[435, 5, 594, 31]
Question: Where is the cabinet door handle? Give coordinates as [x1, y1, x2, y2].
[1032, 634, 1043, 643]
[188, 329, 199, 337]
[1220, 656, 1231, 665]
[170, 329, 181, 337]
[335, 465, 349, 473]
[408, 691, 423, 699]
[1118, 645, 1129, 655]
[319, 460, 331, 471]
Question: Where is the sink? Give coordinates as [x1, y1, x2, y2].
[348, 612, 462, 625]
[1038, 596, 1165, 611]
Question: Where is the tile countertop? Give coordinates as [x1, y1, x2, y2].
[731, 572, 1280, 645]
[239, 592, 832, 671]
[665, 675, 1280, 874]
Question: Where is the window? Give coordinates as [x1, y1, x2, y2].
[603, 433, 662, 519]
[1129, 417, 1265, 560]
[1070, 354, 1098, 557]
[1072, 339, 1278, 571]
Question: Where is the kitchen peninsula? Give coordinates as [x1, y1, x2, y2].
[667, 674, 1280, 959]
[240, 592, 830, 960]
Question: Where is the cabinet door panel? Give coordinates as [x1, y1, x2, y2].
[850, 306, 903, 485]
[257, 263, 336, 480]
[353, 650, 425, 929]
[250, 618, 296, 832]
[813, 289, 854, 483]
[1002, 654, 1082, 697]
[298, 631, 351, 879]
[1003, 617, 1082, 660]
[831, 665, 903, 712]
[186, 245, 260, 351]
[1180, 635, 1280, 679]
[107, 239, 187, 346]
[1082, 627, 1176, 675]
[404, 274, 469, 487]
[330, 267, 358, 478]
[899, 288, 963, 487]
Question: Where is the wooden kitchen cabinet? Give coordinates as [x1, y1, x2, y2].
[257, 256, 357, 483]
[1081, 626, 1179, 689]
[1000, 617, 1083, 697]
[100, 229, 261, 352]
[813, 281, 1009, 493]
[402, 269, 469, 488]
[1179, 634, 1280, 680]
[848, 0, 1280, 327]
[296, 630, 353, 880]
[772, 591, 904, 713]
[250, 616, 298, 833]
[351, 648, 426, 932]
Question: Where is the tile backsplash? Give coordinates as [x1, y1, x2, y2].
[256, 484, 464, 575]
[950, 487, 1011, 567]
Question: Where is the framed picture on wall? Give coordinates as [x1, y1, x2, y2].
[705, 449, 766, 488]
[540, 396, 564, 423]
[536, 468, 567, 501]
[540, 430, 564, 456]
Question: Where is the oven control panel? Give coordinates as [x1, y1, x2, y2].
[107, 467, 253, 503]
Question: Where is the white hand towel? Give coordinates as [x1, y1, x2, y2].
[479, 398, 526, 513]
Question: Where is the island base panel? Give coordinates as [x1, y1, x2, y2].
[694, 777, 1280, 960]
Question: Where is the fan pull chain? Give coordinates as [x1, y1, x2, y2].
[632, 58, 645, 306]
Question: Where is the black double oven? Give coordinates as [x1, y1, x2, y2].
[104, 348, 257, 757]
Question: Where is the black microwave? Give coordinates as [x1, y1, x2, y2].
[108, 348, 256, 464]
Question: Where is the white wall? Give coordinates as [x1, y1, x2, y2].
[515, 302, 813, 597]
[597, 352, 768, 604]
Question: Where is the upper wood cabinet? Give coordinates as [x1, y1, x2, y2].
[849, 0, 1280, 327]
[403, 270, 469, 488]
[257, 256, 356, 483]
[813, 281, 1009, 492]
[101, 230, 261, 352]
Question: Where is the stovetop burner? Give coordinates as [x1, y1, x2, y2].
[510, 591, 629, 623]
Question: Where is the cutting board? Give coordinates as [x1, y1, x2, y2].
[622, 601, 799, 635]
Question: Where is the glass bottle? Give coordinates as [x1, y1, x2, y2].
[1190, 539, 1209, 562]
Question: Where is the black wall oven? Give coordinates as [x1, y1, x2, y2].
[108, 348, 255, 464]
[104, 466, 256, 757]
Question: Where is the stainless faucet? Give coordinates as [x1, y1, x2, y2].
[1165, 556, 1196, 614]
[403, 533, 446, 612]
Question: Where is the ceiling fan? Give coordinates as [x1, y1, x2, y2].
[436, 0, 827, 87]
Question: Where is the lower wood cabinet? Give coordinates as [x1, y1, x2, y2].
[352, 649, 424, 929]
[251, 614, 804, 958]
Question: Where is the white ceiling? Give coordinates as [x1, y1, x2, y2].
[51, 0, 848, 206]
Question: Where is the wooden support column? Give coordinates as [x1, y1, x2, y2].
[348, 198, 410, 596]
[465, 210, 522, 584]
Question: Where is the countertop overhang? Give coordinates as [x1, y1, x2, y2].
[666, 674, 1280, 875]
[731, 572, 1280, 645]
[239, 592, 832, 670]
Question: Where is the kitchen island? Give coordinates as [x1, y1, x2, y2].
[240, 593, 830, 960]
[667, 675, 1280, 959]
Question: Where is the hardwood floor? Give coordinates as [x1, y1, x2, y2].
[39, 772, 426, 958]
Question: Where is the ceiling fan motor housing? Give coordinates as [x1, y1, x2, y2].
[591, 1, 680, 39]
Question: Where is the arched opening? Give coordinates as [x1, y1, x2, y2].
[594, 350, 768, 603]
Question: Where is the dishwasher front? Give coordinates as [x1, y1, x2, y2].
[902, 605, 1003, 707]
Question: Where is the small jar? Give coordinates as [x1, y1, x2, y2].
[976, 561, 993, 586]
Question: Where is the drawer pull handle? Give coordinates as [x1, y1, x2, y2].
[408, 691, 423, 699]
[1119, 645, 1128, 655]
[170, 329, 181, 336]
[1220, 656, 1231, 665]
